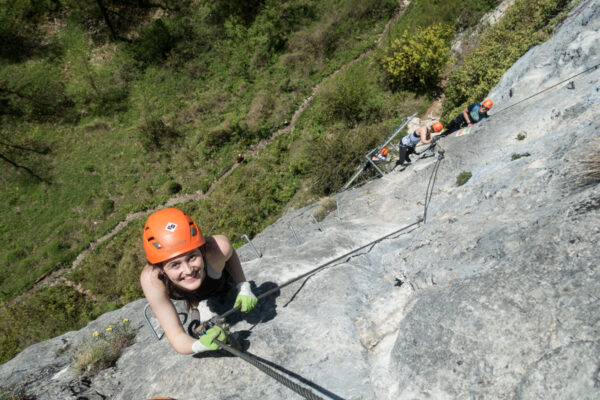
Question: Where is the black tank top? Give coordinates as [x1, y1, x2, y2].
[190, 256, 231, 302]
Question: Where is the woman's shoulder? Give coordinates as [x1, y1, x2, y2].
[205, 235, 234, 261]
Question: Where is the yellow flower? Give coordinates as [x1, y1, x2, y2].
[93, 331, 99, 337]
[105, 325, 112, 331]
[122, 318, 129, 323]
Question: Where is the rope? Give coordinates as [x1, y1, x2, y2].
[214, 339, 326, 400]
[423, 144, 445, 223]
[214, 219, 421, 321]
[491, 61, 600, 117]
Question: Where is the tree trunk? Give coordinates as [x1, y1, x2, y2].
[96, 0, 118, 41]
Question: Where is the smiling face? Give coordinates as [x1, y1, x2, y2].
[162, 247, 205, 291]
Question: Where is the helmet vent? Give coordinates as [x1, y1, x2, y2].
[147, 236, 162, 249]
[190, 226, 197, 236]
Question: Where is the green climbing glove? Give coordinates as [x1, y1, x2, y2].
[234, 281, 258, 312]
[192, 326, 226, 353]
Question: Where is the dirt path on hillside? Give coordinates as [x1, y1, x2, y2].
[12, 1, 411, 304]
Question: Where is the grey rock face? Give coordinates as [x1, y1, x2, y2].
[1, 1, 599, 399]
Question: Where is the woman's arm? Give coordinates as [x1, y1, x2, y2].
[462, 107, 472, 125]
[419, 127, 432, 144]
[140, 266, 196, 354]
[208, 235, 257, 312]
[208, 235, 247, 283]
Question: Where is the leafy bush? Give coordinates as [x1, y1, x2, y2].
[456, 171, 472, 186]
[387, 0, 499, 39]
[315, 64, 384, 127]
[442, 0, 573, 122]
[100, 198, 115, 216]
[127, 19, 175, 68]
[307, 124, 388, 195]
[138, 117, 182, 151]
[381, 23, 453, 93]
[167, 181, 182, 194]
[0, 0, 62, 62]
[60, 24, 131, 118]
[74, 319, 136, 377]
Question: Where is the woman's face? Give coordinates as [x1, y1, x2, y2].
[162, 248, 205, 291]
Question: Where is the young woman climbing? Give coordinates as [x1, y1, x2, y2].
[396, 121, 443, 166]
[140, 207, 257, 354]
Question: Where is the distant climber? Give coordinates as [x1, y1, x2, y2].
[371, 148, 389, 163]
[140, 208, 258, 355]
[442, 99, 493, 136]
[396, 122, 443, 166]
[236, 153, 245, 163]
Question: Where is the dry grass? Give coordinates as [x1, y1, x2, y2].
[0, 389, 36, 400]
[312, 197, 338, 221]
[577, 138, 600, 187]
[73, 320, 136, 377]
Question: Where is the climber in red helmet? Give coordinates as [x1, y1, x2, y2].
[140, 208, 257, 355]
[371, 147, 389, 164]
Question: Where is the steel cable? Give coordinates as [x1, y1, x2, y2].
[490, 61, 600, 117]
[423, 145, 445, 223]
[214, 339, 326, 400]
[214, 219, 421, 321]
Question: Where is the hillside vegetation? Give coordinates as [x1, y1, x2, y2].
[0, 0, 575, 363]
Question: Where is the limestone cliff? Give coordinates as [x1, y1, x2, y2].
[1, 1, 599, 399]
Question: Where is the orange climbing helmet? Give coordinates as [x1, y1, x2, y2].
[482, 99, 493, 110]
[143, 208, 205, 264]
[431, 122, 443, 133]
[381, 148, 388, 156]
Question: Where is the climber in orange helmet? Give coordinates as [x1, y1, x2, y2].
[396, 122, 443, 166]
[371, 147, 389, 163]
[442, 99, 493, 136]
[140, 208, 257, 355]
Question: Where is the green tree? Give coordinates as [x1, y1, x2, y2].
[381, 23, 453, 92]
